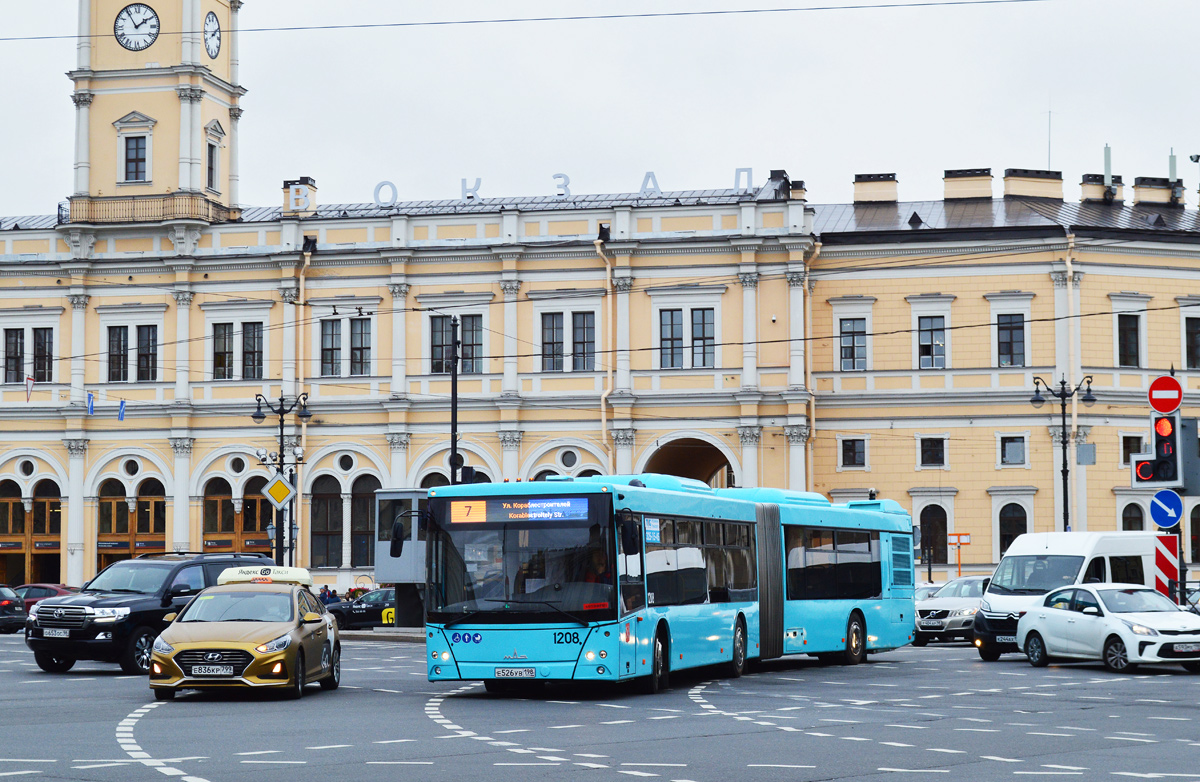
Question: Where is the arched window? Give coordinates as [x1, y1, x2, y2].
[1122, 503, 1144, 531]
[420, 473, 449, 489]
[1192, 506, 1200, 565]
[243, 476, 271, 536]
[98, 479, 128, 535]
[351, 475, 381, 568]
[468, 471, 491, 483]
[998, 503, 1026, 556]
[533, 469, 559, 482]
[577, 469, 602, 478]
[32, 479, 61, 533]
[136, 478, 165, 535]
[0, 480, 23, 536]
[203, 478, 235, 534]
[310, 475, 342, 568]
[919, 505, 948, 565]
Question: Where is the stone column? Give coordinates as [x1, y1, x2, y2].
[70, 92, 92, 196]
[228, 106, 242, 208]
[280, 287, 299, 396]
[229, 0, 243, 85]
[737, 426, 761, 488]
[188, 88, 204, 194]
[169, 437, 194, 551]
[784, 425, 809, 491]
[68, 295, 89, 403]
[501, 280, 521, 395]
[786, 271, 806, 388]
[388, 283, 409, 396]
[614, 277, 633, 392]
[172, 290, 193, 402]
[499, 430, 523, 481]
[76, 0, 91, 70]
[387, 433, 410, 487]
[739, 272, 759, 389]
[176, 87, 196, 191]
[340, 493, 353, 569]
[612, 429, 635, 474]
[1051, 270, 1069, 382]
[63, 438, 88, 586]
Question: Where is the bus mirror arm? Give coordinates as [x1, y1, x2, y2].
[389, 520, 405, 558]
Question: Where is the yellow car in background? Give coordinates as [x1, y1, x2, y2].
[149, 566, 340, 700]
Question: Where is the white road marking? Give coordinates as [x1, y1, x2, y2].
[617, 771, 659, 778]
[366, 761, 433, 765]
[240, 760, 306, 764]
[981, 756, 1023, 763]
[234, 751, 281, 756]
[747, 764, 816, 769]
[622, 764, 687, 767]
[372, 740, 416, 745]
[878, 768, 948, 773]
[1107, 737, 1158, 743]
[880, 742, 913, 748]
[305, 745, 352, 750]
[927, 749, 965, 754]
[601, 720, 634, 725]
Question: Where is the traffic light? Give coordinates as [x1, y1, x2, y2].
[1133, 412, 1183, 488]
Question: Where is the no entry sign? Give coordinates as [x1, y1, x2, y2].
[1149, 375, 1184, 415]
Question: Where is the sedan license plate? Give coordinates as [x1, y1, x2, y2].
[494, 667, 535, 679]
[995, 635, 1017, 644]
[190, 665, 234, 677]
[42, 629, 69, 638]
[1175, 643, 1200, 653]
[920, 620, 942, 628]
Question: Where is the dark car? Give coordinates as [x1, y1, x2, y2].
[327, 588, 396, 630]
[14, 584, 78, 614]
[0, 586, 26, 634]
[25, 552, 272, 674]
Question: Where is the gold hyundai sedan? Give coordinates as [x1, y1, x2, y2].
[149, 566, 340, 700]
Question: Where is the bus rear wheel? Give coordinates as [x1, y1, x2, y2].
[641, 628, 669, 694]
[842, 614, 866, 665]
[724, 619, 746, 679]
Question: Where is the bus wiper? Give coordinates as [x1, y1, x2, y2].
[443, 610, 486, 629]
[485, 598, 587, 626]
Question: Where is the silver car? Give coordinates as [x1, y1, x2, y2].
[914, 575, 988, 646]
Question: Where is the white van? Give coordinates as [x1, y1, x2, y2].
[973, 531, 1178, 661]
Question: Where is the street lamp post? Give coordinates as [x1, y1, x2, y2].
[252, 392, 313, 565]
[1030, 375, 1096, 532]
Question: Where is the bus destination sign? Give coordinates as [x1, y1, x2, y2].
[450, 497, 590, 524]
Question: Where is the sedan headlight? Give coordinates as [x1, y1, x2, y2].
[152, 636, 174, 655]
[255, 634, 292, 654]
[1122, 620, 1159, 637]
[91, 607, 130, 623]
[952, 608, 978, 617]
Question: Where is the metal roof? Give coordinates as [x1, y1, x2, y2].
[0, 215, 60, 231]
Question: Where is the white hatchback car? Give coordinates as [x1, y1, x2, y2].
[1016, 583, 1200, 673]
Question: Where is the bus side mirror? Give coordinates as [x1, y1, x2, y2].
[912, 526, 922, 549]
[389, 520, 405, 558]
[620, 519, 640, 553]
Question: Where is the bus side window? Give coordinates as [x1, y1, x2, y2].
[1110, 555, 1144, 585]
[1083, 557, 1105, 584]
[618, 515, 646, 615]
[784, 526, 805, 600]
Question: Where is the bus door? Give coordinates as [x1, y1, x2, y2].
[617, 513, 646, 679]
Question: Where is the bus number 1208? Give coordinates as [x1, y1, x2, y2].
[553, 631, 581, 645]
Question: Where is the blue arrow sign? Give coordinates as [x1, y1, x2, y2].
[1150, 489, 1183, 529]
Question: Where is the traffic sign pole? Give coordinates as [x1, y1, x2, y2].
[947, 532, 971, 578]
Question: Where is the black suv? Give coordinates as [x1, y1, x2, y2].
[25, 552, 272, 674]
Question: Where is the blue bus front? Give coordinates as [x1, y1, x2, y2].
[424, 484, 632, 683]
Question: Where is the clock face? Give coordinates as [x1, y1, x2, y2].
[114, 3, 159, 51]
[204, 12, 221, 59]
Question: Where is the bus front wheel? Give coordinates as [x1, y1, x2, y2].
[641, 628, 669, 694]
[842, 614, 866, 665]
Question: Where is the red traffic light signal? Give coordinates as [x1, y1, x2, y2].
[1134, 413, 1183, 488]
[1156, 417, 1174, 438]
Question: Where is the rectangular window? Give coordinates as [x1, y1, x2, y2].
[431, 315, 482, 374]
[349, 318, 370, 376]
[32, 328, 52, 383]
[431, 316, 454, 374]
[840, 317, 866, 371]
[541, 313, 564, 372]
[1122, 435, 1146, 467]
[660, 309, 683, 369]
[242, 322, 263, 380]
[206, 142, 217, 190]
[460, 314, 482, 374]
[920, 437, 945, 467]
[1000, 436, 1026, 466]
[108, 326, 129, 382]
[3, 329, 22, 384]
[1118, 314, 1140, 367]
[691, 308, 715, 368]
[125, 136, 147, 182]
[997, 313, 1025, 367]
[320, 320, 341, 377]
[1188, 318, 1200, 370]
[572, 312, 595, 371]
[841, 438, 865, 468]
[136, 325, 157, 382]
[212, 323, 234, 380]
[918, 316, 946, 369]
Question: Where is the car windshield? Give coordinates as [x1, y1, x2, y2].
[178, 591, 294, 623]
[988, 555, 1083, 595]
[0, 587, 16, 600]
[1098, 588, 1180, 614]
[86, 562, 174, 594]
[935, 579, 984, 599]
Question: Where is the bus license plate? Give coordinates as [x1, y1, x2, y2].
[995, 635, 1016, 644]
[190, 665, 234, 677]
[494, 667, 535, 679]
[43, 629, 69, 638]
[1175, 643, 1200, 653]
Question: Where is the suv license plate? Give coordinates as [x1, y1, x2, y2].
[494, 667, 535, 679]
[995, 635, 1017, 643]
[43, 629, 69, 638]
[920, 620, 941, 628]
[191, 665, 235, 677]
[1175, 643, 1200, 653]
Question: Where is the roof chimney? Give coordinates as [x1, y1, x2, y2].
[1003, 169, 1062, 200]
[1133, 177, 1184, 206]
[1081, 174, 1123, 204]
[943, 168, 992, 200]
[853, 173, 897, 203]
[282, 177, 318, 218]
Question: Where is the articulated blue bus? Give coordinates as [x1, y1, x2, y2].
[423, 473, 914, 692]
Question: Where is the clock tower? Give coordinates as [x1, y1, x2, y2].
[68, 0, 244, 223]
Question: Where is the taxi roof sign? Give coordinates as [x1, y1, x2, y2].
[217, 565, 313, 587]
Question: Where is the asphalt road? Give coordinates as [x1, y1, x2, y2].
[2, 632, 1199, 781]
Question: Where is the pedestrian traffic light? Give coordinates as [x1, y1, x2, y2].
[1133, 412, 1183, 488]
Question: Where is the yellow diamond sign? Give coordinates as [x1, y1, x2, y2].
[262, 474, 296, 511]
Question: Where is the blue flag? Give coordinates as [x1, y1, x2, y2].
[87, 392, 94, 415]
[118, 400, 126, 421]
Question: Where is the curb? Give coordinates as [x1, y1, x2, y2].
[340, 629, 425, 644]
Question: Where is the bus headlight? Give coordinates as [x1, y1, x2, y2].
[585, 651, 595, 661]
[441, 651, 450, 661]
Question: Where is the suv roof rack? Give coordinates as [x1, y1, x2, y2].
[134, 551, 273, 560]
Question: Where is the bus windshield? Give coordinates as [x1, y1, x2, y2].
[427, 495, 616, 623]
[989, 555, 1083, 595]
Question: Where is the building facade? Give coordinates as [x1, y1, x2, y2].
[0, 1, 1198, 589]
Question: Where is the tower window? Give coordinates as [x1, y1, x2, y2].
[206, 143, 218, 191]
[125, 136, 147, 182]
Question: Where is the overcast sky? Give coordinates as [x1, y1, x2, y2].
[1, 0, 1197, 217]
